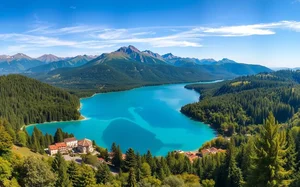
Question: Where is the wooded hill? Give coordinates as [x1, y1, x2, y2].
[0, 74, 80, 130]
[181, 70, 300, 135]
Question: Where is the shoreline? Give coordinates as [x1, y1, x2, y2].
[23, 101, 88, 130]
[80, 79, 224, 100]
[24, 80, 220, 155]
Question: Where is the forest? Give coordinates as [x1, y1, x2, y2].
[0, 74, 81, 130]
[1, 70, 300, 186]
[1, 112, 300, 187]
[182, 70, 300, 135]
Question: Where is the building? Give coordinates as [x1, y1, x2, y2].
[55, 142, 68, 154]
[64, 137, 78, 149]
[48, 145, 58, 156]
[78, 138, 94, 154]
[184, 151, 199, 162]
[200, 147, 226, 157]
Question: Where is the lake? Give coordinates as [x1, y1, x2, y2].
[26, 82, 217, 156]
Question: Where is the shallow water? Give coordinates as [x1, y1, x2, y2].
[26, 82, 217, 155]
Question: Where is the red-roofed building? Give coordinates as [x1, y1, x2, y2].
[48, 145, 58, 156]
[200, 147, 226, 157]
[55, 142, 67, 154]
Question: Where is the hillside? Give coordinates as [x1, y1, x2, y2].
[181, 70, 300, 134]
[31, 46, 271, 96]
[0, 74, 81, 129]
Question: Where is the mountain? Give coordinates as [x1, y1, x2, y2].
[161, 53, 199, 66]
[37, 54, 62, 63]
[162, 53, 239, 67]
[30, 45, 271, 96]
[0, 53, 43, 74]
[83, 46, 167, 68]
[0, 55, 11, 62]
[142, 50, 165, 60]
[27, 55, 96, 73]
[218, 58, 237, 64]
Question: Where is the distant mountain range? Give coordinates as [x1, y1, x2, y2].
[24, 45, 272, 96]
[0, 53, 97, 74]
[0, 45, 272, 96]
[0, 53, 44, 74]
[27, 55, 96, 73]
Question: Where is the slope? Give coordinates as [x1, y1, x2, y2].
[0, 74, 81, 129]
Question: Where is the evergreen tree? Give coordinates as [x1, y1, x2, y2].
[54, 128, 64, 143]
[52, 152, 71, 187]
[226, 144, 243, 187]
[0, 125, 13, 156]
[111, 144, 122, 168]
[123, 148, 137, 172]
[240, 138, 255, 179]
[127, 168, 137, 187]
[95, 163, 112, 184]
[248, 113, 291, 187]
[67, 161, 81, 187]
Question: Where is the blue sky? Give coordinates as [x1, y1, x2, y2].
[1, 0, 300, 67]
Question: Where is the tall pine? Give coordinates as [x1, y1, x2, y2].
[248, 113, 291, 187]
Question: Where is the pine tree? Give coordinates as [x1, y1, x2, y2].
[67, 161, 81, 187]
[286, 131, 297, 172]
[54, 128, 64, 143]
[240, 138, 255, 179]
[127, 168, 137, 187]
[112, 144, 122, 168]
[248, 113, 292, 187]
[123, 148, 137, 172]
[52, 152, 71, 187]
[95, 163, 112, 184]
[0, 124, 13, 156]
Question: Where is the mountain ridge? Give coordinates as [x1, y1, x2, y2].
[28, 45, 272, 96]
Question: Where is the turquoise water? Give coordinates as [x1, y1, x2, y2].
[26, 82, 217, 156]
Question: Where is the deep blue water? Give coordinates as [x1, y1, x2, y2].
[26, 82, 217, 155]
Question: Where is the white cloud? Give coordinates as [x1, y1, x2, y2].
[0, 33, 76, 47]
[1, 20, 300, 54]
[202, 25, 275, 36]
[96, 29, 128, 39]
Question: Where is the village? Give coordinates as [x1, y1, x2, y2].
[48, 137, 94, 156]
[47, 136, 226, 166]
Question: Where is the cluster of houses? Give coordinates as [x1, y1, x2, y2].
[175, 147, 226, 162]
[200, 147, 226, 156]
[48, 137, 94, 156]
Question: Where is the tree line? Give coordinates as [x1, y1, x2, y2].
[1, 113, 300, 186]
[0, 74, 81, 130]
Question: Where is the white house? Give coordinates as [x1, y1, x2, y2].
[64, 137, 78, 149]
[78, 138, 94, 154]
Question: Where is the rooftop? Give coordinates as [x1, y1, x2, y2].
[78, 138, 92, 147]
[49, 145, 58, 150]
[55, 142, 67, 148]
[64, 137, 77, 142]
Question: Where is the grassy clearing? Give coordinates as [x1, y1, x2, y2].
[231, 81, 250, 87]
[12, 145, 48, 158]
